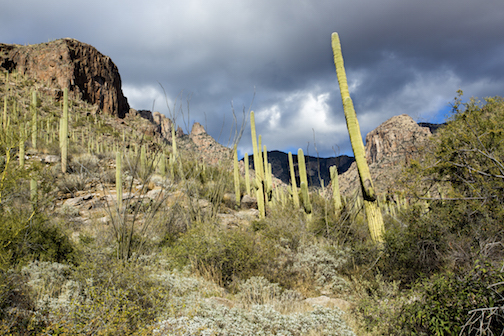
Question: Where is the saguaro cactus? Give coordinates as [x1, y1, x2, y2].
[116, 152, 122, 209]
[288, 152, 300, 207]
[250, 111, 266, 218]
[330, 166, 342, 212]
[297, 149, 312, 215]
[60, 88, 69, 173]
[233, 144, 241, 206]
[244, 153, 251, 196]
[31, 91, 37, 149]
[331, 32, 384, 243]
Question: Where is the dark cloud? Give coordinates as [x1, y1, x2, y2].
[1, 0, 503, 157]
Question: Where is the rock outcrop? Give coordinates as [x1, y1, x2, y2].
[190, 122, 232, 164]
[0, 38, 129, 117]
[338, 114, 434, 196]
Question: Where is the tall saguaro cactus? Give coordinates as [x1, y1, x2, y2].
[331, 32, 384, 243]
[233, 144, 241, 205]
[250, 111, 266, 218]
[31, 91, 37, 149]
[288, 152, 300, 207]
[116, 152, 122, 209]
[60, 88, 69, 173]
[297, 149, 312, 215]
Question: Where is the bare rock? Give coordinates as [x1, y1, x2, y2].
[189, 122, 232, 165]
[0, 38, 129, 117]
[240, 195, 258, 209]
[338, 114, 433, 196]
[205, 297, 235, 309]
[304, 295, 354, 311]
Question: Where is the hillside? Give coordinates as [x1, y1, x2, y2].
[1, 39, 502, 336]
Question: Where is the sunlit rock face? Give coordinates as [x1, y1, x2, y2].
[0, 38, 129, 118]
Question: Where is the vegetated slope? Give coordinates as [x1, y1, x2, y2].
[0, 40, 358, 335]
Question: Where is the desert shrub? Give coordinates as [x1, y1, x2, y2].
[392, 263, 504, 335]
[266, 242, 349, 295]
[0, 269, 43, 335]
[0, 209, 77, 269]
[379, 205, 451, 284]
[167, 222, 269, 286]
[34, 256, 173, 335]
[154, 303, 356, 336]
[352, 274, 405, 336]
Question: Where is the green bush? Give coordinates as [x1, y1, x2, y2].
[167, 221, 268, 286]
[394, 263, 504, 335]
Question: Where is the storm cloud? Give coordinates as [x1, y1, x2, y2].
[2, 0, 503, 156]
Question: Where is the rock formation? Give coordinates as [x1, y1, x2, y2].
[189, 122, 232, 164]
[338, 114, 434, 196]
[0, 38, 129, 117]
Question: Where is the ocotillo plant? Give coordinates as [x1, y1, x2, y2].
[60, 88, 68, 173]
[331, 32, 384, 243]
[288, 151, 300, 207]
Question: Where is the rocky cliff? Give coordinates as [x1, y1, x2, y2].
[0, 38, 129, 117]
[338, 114, 435, 196]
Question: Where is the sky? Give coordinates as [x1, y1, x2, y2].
[1, 0, 504, 158]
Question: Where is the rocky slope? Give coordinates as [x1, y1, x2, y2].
[0, 38, 129, 117]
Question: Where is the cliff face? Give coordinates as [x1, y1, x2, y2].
[338, 114, 434, 195]
[0, 38, 129, 117]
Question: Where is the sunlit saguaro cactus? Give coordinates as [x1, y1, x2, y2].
[332, 32, 384, 243]
[297, 149, 312, 215]
[31, 91, 37, 149]
[19, 126, 25, 168]
[171, 122, 178, 158]
[244, 153, 251, 196]
[233, 144, 241, 206]
[288, 151, 300, 207]
[60, 88, 69, 173]
[3, 96, 7, 130]
[30, 178, 37, 211]
[116, 151, 122, 209]
[330, 166, 342, 212]
[250, 111, 266, 218]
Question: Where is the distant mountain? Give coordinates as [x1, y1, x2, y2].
[244, 150, 355, 187]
